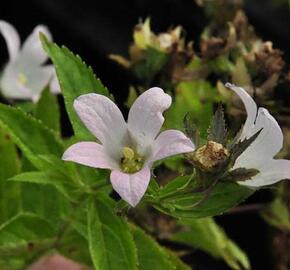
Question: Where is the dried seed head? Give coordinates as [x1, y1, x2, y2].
[189, 140, 229, 172]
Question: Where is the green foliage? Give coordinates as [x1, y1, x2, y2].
[41, 34, 109, 141]
[0, 104, 63, 170]
[35, 87, 60, 134]
[172, 218, 250, 270]
[87, 196, 138, 270]
[0, 130, 21, 224]
[153, 176, 253, 218]
[131, 225, 182, 270]
[0, 213, 56, 258]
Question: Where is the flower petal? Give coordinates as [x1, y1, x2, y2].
[19, 25, 52, 65]
[0, 20, 20, 62]
[239, 159, 290, 187]
[74, 94, 127, 160]
[149, 129, 195, 163]
[234, 108, 283, 168]
[0, 62, 53, 101]
[62, 142, 116, 169]
[225, 83, 257, 141]
[128, 87, 172, 153]
[110, 166, 151, 207]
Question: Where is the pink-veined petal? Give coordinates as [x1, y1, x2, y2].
[149, 129, 195, 163]
[0, 20, 20, 62]
[62, 142, 116, 169]
[225, 83, 257, 141]
[234, 108, 283, 168]
[74, 94, 127, 160]
[239, 159, 290, 187]
[128, 87, 172, 154]
[19, 25, 52, 65]
[110, 166, 151, 207]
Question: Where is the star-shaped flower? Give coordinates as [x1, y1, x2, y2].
[226, 83, 290, 187]
[62, 87, 195, 206]
[0, 20, 60, 102]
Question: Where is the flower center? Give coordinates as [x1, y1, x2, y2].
[17, 73, 28, 86]
[120, 146, 144, 174]
[188, 140, 229, 172]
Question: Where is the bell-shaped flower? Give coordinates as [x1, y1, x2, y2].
[0, 20, 60, 102]
[62, 87, 195, 206]
[226, 83, 290, 187]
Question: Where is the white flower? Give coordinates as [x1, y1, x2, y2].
[62, 87, 195, 206]
[226, 83, 290, 187]
[0, 20, 60, 102]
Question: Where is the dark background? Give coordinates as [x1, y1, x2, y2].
[0, 0, 289, 269]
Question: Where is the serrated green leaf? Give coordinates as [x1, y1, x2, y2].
[208, 104, 227, 144]
[172, 218, 250, 270]
[41, 34, 109, 141]
[229, 129, 262, 166]
[35, 87, 60, 134]
[131, 225, 175, 270]
[156, 182, 253, 219]
[0, 104, 63, 170]
[87, 195, 138, 270]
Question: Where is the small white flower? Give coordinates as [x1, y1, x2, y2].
[62, 87, 195, 206]
[0, 20, 60, 102]
[226, 83, 290, 187]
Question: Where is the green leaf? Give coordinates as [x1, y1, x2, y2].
[20, 183, 69, 224]
[0, 104, 63, 170]
[0, 130, 21, 224]
[229, 129, 262, 167]
[87, 195, 138, 270]
[208, 104, 227, 144]
[131, 225, 175, 270]
[0, 213, 56, 257]
[9, 171, 75, 200]
[172, 218, 250, 270]
[41, 34, 109, 140]
[155, 182, 253, 219]
[158, 176, 192, 199]
[35, 87, 60, 134]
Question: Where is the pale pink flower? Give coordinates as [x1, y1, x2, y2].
[63, 87, 195, 206]
[0, 20, 60, 102]
[226, 83, 290, 187]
